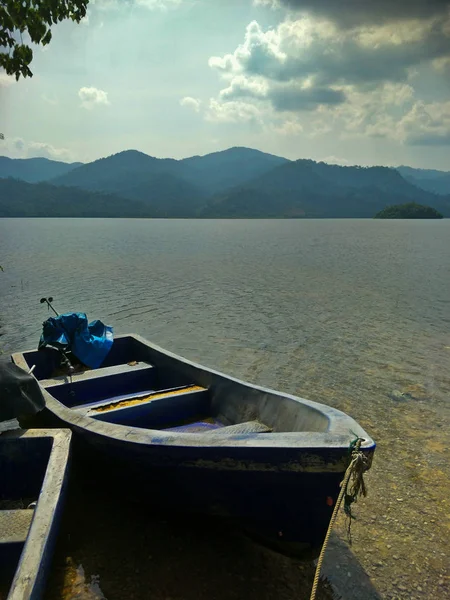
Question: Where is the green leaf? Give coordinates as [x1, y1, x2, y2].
[0, 0, 89, 79]
[41, 29, 52, 45]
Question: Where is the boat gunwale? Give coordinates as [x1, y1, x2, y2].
[1, 428, 71, 600]
[11, 334, 375, 454]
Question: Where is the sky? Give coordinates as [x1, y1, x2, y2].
[1, 0, 450, 169]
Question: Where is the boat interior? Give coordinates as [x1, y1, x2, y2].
[17, 336, 331, 435]
[0, 435, 51, 591]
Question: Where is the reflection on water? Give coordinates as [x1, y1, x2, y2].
[1, 218, 449, 599]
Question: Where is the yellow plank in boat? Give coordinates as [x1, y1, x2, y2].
[92, 385, 206, 413]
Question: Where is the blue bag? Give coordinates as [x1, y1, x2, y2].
[39, 312, 113, 369]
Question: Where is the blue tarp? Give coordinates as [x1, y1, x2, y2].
[39, 312, 114, 369]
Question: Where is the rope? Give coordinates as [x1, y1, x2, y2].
[309, 438, 369, 600]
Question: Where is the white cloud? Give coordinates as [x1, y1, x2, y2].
[357, 18, 436, 47]
[328, 82, 415, 130]
[90, 0, 182, 10]
[0, 73, 14, 88]
[272, 119, 304, 135]
[209, 16, 450, 89]
[28, 141, 73, 161]
[179, 96, 201, 112]
[209, 20, 348, 113]
[399, 101, 450, 146]
[89, 0, 116, 8]
[135, 0, 182, 9]
[321, 156, 350, 165]
[253, 0, 278, 6]
[0, 137, 73, 161]
[206, 99, 264, 124]
[219, 76, 269, 101]
[13, 139, 25, 152]
[203, 10, 450, 147]
[303, 82, 413, 142]
[78, 87, 110, 110]
[432, 56, 450, 75]
[322, 88, 450, 146]
[208, 20, 288, 80]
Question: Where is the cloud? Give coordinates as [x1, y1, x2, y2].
[254, 0, 450, 29]
[209, 21, 288, 81]
[206, 99, 264, 124]
[321, 156, 350, 165]
[89, 0, 183, 11]
[319, 86, 450, 146]
[78, 87, 110, 110]
[220, 76, 345, 111]
[399, 101, 450, 146]
[253, 0, 278, 7]
[14, 139, 25, 152]
[272, 118, 304, 135]
[209, 20, 351, 114]
[432, 56, 450, 76]
[219, 76, 269, 101]
[0, 73, 14, 88]
[135, 0, 182, 9]
[1, 137, 73, 161]
[27, 142, 73, 161]
[179, 96, 201, 112]
[270, 83, 345, 111]
[209, 17, 450, 89]
[204, 9, 450, 147]
[311, 82, 415, 138]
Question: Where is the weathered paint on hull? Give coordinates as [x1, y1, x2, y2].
[0, 429, 71, 600]
[12, 334, 375, 557]
[47, 414, 344, 557]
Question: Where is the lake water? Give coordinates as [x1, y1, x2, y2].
[1, 218, 449, 600]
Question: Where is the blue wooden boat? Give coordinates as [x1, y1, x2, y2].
[12, 334, 375, 557]
[0, 428, 71, 600]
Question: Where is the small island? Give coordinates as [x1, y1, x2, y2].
[374, 202, 444, 219]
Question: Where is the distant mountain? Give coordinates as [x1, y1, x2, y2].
[115, 171, 208, 217]
[50, 150, 178, 191]
[49, 149, 207, 216]
[0, 156, 82, 183]
[397, 166, 450, 196]
[396, 166, 448, 180]
[48, 147, 288, 211]
[201, 160, 450, 218]
[0, 178, 148, 218]
[1, 149, 449, 218]
[180, 147, 289, 194]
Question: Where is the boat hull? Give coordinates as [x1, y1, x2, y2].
[12, 334, 375, 557]
[0, 428, 71, 600]
[31, 408, 350, 557]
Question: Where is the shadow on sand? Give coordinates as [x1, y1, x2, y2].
[44, 471, 382, 600]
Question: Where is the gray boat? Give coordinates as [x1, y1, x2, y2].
[0, 428, 71, 600]
[12, 332, 376, 557]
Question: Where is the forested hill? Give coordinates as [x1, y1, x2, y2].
[374, 203, 444, 219]
[0, 156, 82, 183]
[0, 179, 147, 218]
[201, 158, 450, 218]
[397, 166, 450, 196]
[1, 148, 449, 218]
